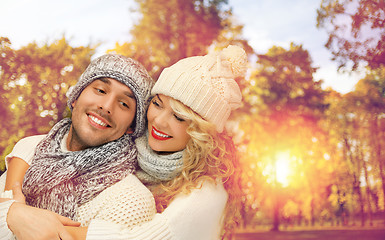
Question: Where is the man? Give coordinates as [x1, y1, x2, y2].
[0, 54, 155, 239]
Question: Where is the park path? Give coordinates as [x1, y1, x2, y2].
[234, 229, 385, 240]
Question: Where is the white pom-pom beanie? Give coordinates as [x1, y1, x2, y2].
[151, 45, 247, 133]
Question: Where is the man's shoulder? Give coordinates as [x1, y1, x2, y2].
[5, 134, 47, 166]
[12, 134, 47, 151]
[17, 134, 46, 146]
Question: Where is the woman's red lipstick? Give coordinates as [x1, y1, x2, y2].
[151, 126, 172, 140]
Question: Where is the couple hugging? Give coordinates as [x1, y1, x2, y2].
[0, 45, 247, 240]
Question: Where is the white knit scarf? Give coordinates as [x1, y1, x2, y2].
[22, 118, 137, 219]
[135, 134, 184, 184]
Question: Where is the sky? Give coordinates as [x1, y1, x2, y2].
[1, 0, 365, 93]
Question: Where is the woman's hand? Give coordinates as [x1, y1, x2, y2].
[7, 183, 81, 240]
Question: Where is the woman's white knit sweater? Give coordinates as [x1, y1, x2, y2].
[86, 180, 228, 240]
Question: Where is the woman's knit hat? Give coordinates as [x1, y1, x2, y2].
[151, 45, 247, 133]
[67, 54, 155, 138]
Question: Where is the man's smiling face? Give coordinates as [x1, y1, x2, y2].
[68, 78, 136, 151]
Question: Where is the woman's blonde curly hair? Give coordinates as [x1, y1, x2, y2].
[151, 97, 243, 239]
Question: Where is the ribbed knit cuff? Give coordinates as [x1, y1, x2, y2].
[87, 219, 124, 240]
[87, 215, 173, 240]
[0, 200, 16, 240]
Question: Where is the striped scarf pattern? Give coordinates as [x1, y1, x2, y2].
[22, 118, 137, 219]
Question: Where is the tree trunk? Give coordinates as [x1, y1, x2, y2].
[353, 175, 365, 227]
[310, 197, 315, 226]
[272, 197, 280, 231]
[363, 160, 373, 226]
[372, 116, 385, 225]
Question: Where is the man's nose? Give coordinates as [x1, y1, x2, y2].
[97, 96, 114, 114]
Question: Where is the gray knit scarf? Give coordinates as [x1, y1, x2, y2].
[22, 118, 137, 219]
[135, 134, 184, 184]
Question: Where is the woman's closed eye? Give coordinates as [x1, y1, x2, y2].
[152, 99, 161, 108]
[174, 114, 185, 122]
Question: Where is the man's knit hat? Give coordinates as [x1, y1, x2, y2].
[151, 45, 247, 133]
[67, 54, 155, 138]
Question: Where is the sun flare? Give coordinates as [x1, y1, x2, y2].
[275, 152, 292, 187]
[262, 151, 299, 187]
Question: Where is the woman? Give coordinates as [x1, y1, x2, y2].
[2, 45, 247, 239]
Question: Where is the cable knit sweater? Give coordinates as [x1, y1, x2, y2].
[0, 135, 156, 239]
[0, 135, 228, 240]
[86, 180, 228, 240]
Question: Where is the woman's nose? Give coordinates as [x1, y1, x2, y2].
[153, 111, 168, 128]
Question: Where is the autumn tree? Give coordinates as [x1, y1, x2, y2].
[321, 69, 385, 226]
[317, 0, 385, 225]
[0, 37, 19, 170]
[110, 0, 248, 79]
[0, 37, 94, 171]
[354, 68, 385, 222]
[321, 91, 353, 225]
[317, 0, 385, 70]
[330, 91, 369, 226]
[236, 43, 329, 230]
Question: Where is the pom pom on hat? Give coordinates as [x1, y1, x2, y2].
[67, 54, 154, 138]
[151, 45, 247, 133]
[219, 45, 247, 77]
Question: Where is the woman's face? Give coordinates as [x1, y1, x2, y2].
[147, 94, 191, 154]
